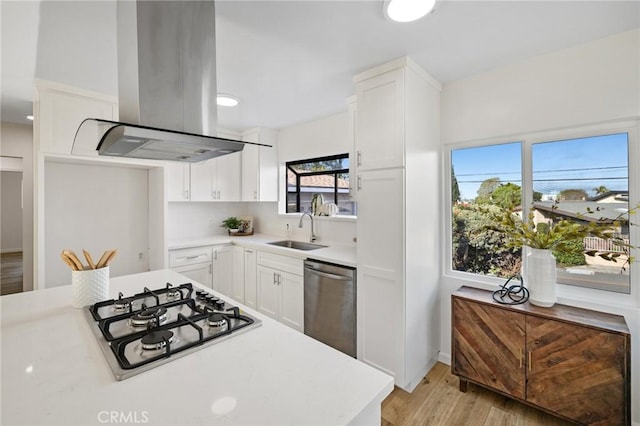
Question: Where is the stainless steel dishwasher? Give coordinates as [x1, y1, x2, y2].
[304, 259, 356, 358]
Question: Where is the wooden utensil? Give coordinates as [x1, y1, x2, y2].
[83, 249, 97, 269]
[63, 250, 84, 271]
[95, 250, 111, 269]
[103, 249, 118, 267]
[96, 249, 117, 269]
[60, 252, 79, 271]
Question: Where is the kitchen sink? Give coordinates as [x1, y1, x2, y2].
[267, 240, 327, 251]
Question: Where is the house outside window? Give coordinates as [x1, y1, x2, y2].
[286, 154, 356, 216]
[449, 131, 633, 294]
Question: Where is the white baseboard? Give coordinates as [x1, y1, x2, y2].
[438, 351, 451, 366]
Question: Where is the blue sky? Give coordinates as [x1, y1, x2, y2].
[452, 133, 629, 201]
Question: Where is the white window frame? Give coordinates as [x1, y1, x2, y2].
[443, 119, 639, 308]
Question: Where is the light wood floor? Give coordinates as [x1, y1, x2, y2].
[1, 251, 23, 295]
[382, 362, 572, 426]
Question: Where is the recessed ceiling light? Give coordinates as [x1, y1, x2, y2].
[26, 115, 34, 121]
[217, 94, 239, 107]
[384, 0, 436, 23]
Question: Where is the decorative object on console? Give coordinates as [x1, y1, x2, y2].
[487, 201, 638, 307]
[492, 274, 529, 305]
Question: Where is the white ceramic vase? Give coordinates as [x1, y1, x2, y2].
[523, 248, 557, 307]
[71, 266, 110, 308]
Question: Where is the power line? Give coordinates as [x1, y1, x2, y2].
[455, 165, 627, 177]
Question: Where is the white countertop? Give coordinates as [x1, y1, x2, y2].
[0, 269, 392, 426]
[168, 234, 357, 267]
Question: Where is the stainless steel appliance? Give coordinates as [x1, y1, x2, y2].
[304, 259, 356, 357]
[72, 1, 271, 162]
[84, 282, 261, 380]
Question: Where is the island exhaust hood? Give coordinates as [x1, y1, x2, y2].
[72, 1, 268, 162]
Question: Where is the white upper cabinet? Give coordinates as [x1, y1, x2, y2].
[166, 163, 191, 201]
[216, 152, 242, 201]
[241, 128, 278, 201]
[166, 153, 241, 202]
[190, 153, 242, 201]
[35, 81, 118, 156]
[354, 68, 405, 171]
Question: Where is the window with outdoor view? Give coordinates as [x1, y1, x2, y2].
[532, 134, 630, 293]
[286, 154, 356, 216]
[451, 142, 523, 278]
[450, 133, 632, 294]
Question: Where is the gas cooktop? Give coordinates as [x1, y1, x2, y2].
[83, 282, 261, 380]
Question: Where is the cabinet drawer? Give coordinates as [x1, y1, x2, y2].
[169, 247, 212, 267]
[257, 251, 303, 276]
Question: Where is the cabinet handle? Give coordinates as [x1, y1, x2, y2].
[214, 251, 218, 261]
[246, 249, 253, 253]
[357, 150, 362, 167]
[184, 255, 204, 260]
[209, 264, 212, 274]
[184, 189, 189, 200]
[218, 190, 221, 199]
[278, 274, 282, 285]
[253, 190, 257, 200]
[211, 190, 216, 200]
[273, 273, 277, 285]
[357, 175, 362, 191]
[528, 350, 532, 371]
[519, 349, 523, 368]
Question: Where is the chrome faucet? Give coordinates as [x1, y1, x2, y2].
[298, 212, 317, 242]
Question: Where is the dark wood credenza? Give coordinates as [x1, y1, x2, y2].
[451, 286, 631, 426]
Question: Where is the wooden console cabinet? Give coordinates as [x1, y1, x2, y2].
[451, 286, 630, 425]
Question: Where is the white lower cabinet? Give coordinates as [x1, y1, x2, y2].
[256, 251, 303, 332]
[169, 246, 213, 288]
[172, 263, 212, 288]
[243, 248, 257, 309]
[212, 245, 234, 297]
[231, 246, 245, 303]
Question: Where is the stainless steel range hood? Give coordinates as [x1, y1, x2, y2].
[72, 1, 267, 162]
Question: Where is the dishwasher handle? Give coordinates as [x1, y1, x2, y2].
[305, 266, 352, 281]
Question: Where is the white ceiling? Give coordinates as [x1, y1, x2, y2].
[2, 0, 639, 131]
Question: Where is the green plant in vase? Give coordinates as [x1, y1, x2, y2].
[221, 217, 242, 233]
[486, 201, 638, 307]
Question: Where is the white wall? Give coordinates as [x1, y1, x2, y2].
[1, 171, 23, 252]
[442, 29, 639, 143]
[440, 29, 640, 422]
[278, 111, 350, 161]
[167, 202, 250, 242]
[35, 1, 117, 97]
[247, 202, 357, 245]
[248, 111, 357, 246]
[44, 161, 150, 287]
[0, 122, 34, 291]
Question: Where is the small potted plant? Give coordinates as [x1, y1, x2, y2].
[221, 217, 242, 234]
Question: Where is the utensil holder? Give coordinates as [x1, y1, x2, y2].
[71, 267, 109, 308]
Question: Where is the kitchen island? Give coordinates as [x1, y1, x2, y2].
[1, 269, 393, 425]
